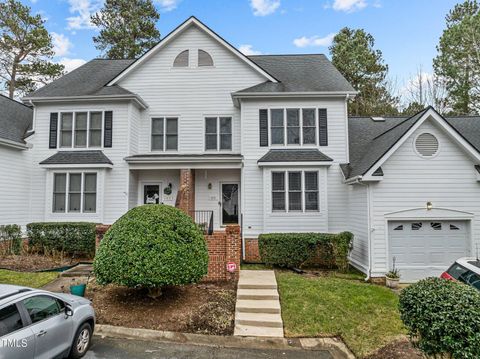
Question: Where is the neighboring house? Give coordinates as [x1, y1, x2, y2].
[1, 17, 479, 282]
[0, 95, 33, 226]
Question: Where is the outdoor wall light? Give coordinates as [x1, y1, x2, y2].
[208, 183, 212, 190]
[426, 201, 433, 210]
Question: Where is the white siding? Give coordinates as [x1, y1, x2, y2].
[240, 98, 349, 237]
[133, 169, 180, 207]
[118, 24, 267, 155]
[369, 119, 480, 276]
[347, 184, 369, 271]
[195, 169, 240, 230]
[29, 101, 131, 225]
[0, 145, 31, 226]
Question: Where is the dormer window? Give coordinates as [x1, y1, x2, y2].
[173, 50, 189, 67]
[198, 49, 213, 67]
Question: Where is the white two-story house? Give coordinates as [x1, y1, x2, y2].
[3, 17, 480, 282]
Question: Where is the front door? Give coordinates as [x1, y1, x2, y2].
[221, 183, 239, 225]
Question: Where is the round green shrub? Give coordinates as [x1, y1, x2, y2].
[94, 205, 209, 289]
[399, 277, 480, 359]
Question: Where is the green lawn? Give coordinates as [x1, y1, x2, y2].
[276, 270, 405, 358]
[0, 269, 58, 288]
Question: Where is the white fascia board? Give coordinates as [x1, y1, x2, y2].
[108, 17, 277, 86]
[40, 163, 113, 169]
[0, 138, 29, 150]
[257, 161, 332, 167]
[22, 95, 148, 109]
[128, 163, 242, 170]
[364, 108, 480, 178]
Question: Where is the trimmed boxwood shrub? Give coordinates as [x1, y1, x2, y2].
[399, 277, 480, 359]
[94, 204, 209, 290]
[258, 232, 353, 271]
[27, 222, 96, 257]
[0, 224, 22, 255]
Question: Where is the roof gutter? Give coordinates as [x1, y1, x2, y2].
[231, 91, 358, 107]
[0, 137, 29, 150]
[22, 94, 148, 109]
[344, 175, 363, 184]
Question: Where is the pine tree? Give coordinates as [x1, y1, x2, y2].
[91, 0, 161, 59]
[433, 0, 480, 114]
[329, 27, 398, 116]
[0, 0, 64, 98]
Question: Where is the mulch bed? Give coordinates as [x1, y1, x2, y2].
[86, 281, 237, 335]
[366, 339, 423, 359]
[0, 254, 90, 272]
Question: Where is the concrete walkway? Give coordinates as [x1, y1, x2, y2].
[234, 270, 284, 337]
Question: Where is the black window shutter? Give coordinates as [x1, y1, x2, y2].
[318, 108, 328, 146]
[49, 113, 58, 149]
[104, 111, 113, 147]
[259, 109, 268, 147]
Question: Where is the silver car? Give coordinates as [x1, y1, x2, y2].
[0, 284, 95, 359]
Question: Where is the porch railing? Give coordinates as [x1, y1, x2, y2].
[190, 210, 214, 235]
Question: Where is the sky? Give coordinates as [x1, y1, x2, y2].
[22, 0, 463, 94]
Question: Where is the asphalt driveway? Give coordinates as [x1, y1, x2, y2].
[84, 336, 335, 359]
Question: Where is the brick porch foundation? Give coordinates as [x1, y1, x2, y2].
[244, 238, 261, 263]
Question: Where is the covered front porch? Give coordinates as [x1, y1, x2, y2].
[126, 154, 242, 233]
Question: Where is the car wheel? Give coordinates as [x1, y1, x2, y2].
[69, 322, 92, 359]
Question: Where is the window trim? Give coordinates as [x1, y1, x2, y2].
[173, 49, 190, 68]
[198, 49, 214, 67]
[267, 107, 320, 147]
[52, 171, 97, 214]
[150, 116, 179, 152]
[271, 170, 320, 213]
[57, 110, 105, 149]
[203, 115, 233, 152]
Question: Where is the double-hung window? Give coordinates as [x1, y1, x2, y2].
[60, 111, 104, 148]
[151, 117, 178, 151]
[271, 171, 319, 212]
[53, 173, 97, 213]
[269, 108, 320, 146]
[205, 117, 232, 151]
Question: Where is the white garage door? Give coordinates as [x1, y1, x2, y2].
[388, 220, 469, 282]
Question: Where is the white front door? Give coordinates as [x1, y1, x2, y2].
[388, 220, 469, 282]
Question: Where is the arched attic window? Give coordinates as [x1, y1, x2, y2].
[198, 49, 214, 67]
[173, 50, 189, 67]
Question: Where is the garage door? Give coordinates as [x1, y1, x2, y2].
[388, 220, 469, 282]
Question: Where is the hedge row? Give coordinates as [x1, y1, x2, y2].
[27, 222, 96, 257]
[258, 232, 353, 271]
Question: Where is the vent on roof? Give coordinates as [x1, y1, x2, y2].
[371, 116, 385, 122]
[415, 133, 439, 157]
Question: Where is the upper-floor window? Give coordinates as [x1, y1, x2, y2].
[198, 49, 214, 67]
[205, 117, 232, 151]
[53, 172, 97, 213]
[60, 111, 103, 148]
[151, 117, 178, 151]
[265, 108, 327, 147]
[272, 170, 319, 212]
[173, 50, 189, 67]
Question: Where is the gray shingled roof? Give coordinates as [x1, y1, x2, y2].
[240, 54, 355, 93]
[40, 151, 113, 165]
[25, 59, 135, 99]
[258, 149, 333, 163]
[0, 95, 33, 144]
[342, 108, 480, 180]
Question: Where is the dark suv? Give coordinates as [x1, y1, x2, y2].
[441, 257, 480, 291]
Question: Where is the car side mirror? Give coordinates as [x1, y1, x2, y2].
[65, 306, 74, 317]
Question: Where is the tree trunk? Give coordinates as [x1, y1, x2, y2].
[8, 58, 19, 99]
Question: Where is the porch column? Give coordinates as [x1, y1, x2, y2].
[176, 168, 195, 215]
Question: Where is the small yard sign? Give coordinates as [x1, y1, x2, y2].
[227, 262, 237, 273]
